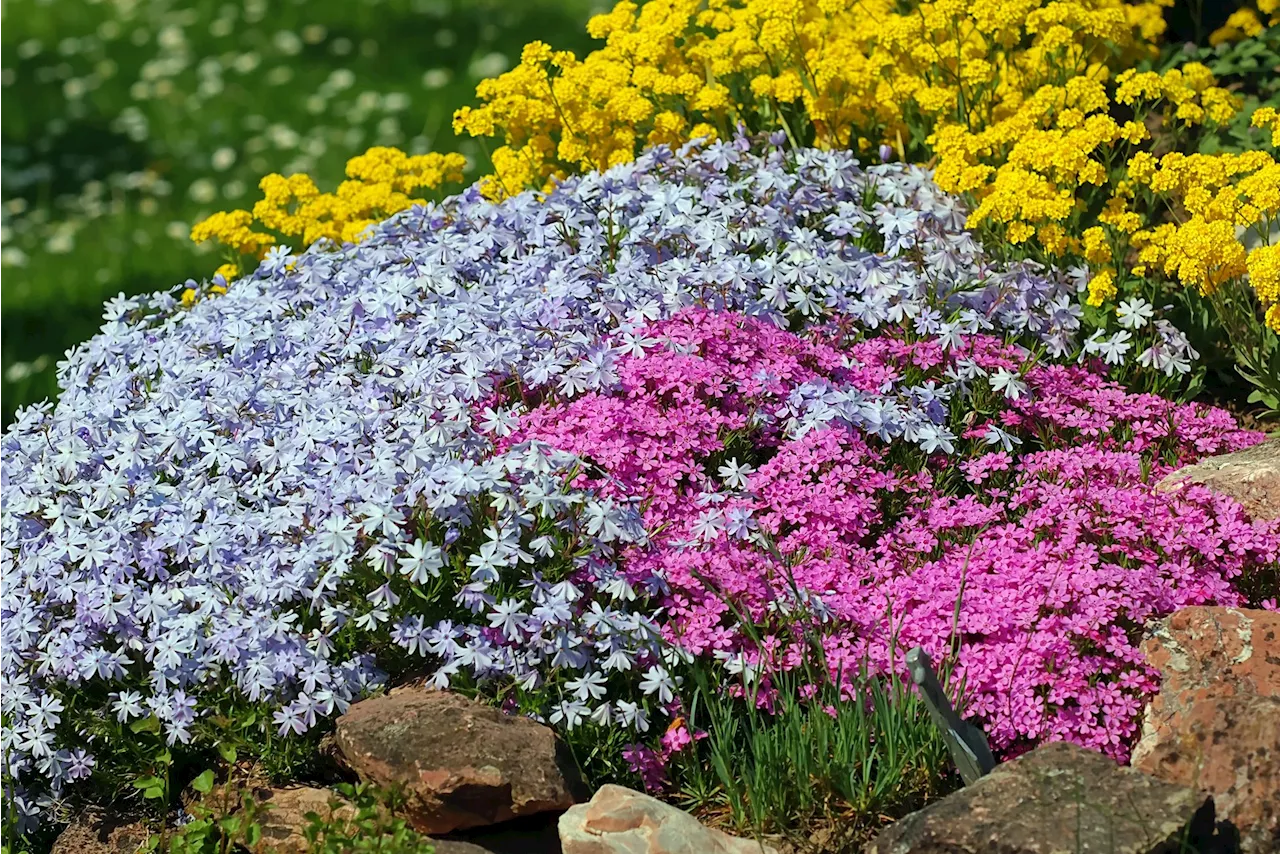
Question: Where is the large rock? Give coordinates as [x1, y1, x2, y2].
[559, 784, 775, 854]
[1155, 436, 1280, 521]
[1132, 606, 1280, 853]
[51, 814, 150, 854]
[334, 688, 586, 834]
[864, 741, 1215, 854]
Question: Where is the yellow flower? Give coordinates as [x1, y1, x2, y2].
[1086, 269, 1117, 306]
[1006, 221, 1035, 243]
[1082, 226, 1112, 265]
[1265, 303, 1280, 333]
[1247, 243, 1280, 310]
[1209, 7, 1265, 45]
[1127, 151, 1157, 183]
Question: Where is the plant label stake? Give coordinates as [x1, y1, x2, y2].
[906, 646, 997, 785]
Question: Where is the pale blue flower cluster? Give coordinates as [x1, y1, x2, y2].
[1, 134, 1088, 825]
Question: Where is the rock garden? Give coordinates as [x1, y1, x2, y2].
[3, 1, 1279, 853]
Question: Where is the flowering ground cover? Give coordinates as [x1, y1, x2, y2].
[3, 2, 1280, 853]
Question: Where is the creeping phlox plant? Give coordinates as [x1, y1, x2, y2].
[2, 137, 1273, 834]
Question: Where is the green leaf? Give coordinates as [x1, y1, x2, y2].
[216, 743, 238, 764]
[133, 776, 164, 790]
[143, 786, 166, 800]
[130, 716, 161, 735]
[218, 815, 242, 835]
[191, 770, 215, 794]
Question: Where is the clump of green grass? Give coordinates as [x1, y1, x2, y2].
[658, 564, 960, 853]
[677, 660, 955, 852]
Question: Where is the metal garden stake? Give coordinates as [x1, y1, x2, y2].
[906, 646, 997, 785]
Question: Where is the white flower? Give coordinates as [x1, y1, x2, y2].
[487, 599, 528, 641]
[638, 665, 677, 703]
[566, 671, 608, 702]
[549, 700, 588, 730]
[1116, 297, 1154, 330]
[988, 368, 1028, 401]
[717, 458, 755, 490]
[1097, 330, 1133, 365]
[615, 700, 650, 733]
[397, 539, 444, 584]
[983, 425, 1022, 452]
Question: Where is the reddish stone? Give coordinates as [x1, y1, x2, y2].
[559, 785, 775, 854]
[334, 688, 586, 834]
[1132, 606, 1280, 853]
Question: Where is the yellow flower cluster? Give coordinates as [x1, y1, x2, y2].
[191, 147, 466, 275]
[188, 210, 276, 259]
[934, 62, 1238, 241]
[453, 0, 1169, 199]
[1126, 142, 1280, 328]
[1209, 0, 1278, 45]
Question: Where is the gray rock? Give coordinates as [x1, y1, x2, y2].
[865, 741, 1216, 854]
[1156, 436, 1280, 521]
[559, 784, 775, 854]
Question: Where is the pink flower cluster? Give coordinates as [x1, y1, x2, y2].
[511, 308, 1279, 759]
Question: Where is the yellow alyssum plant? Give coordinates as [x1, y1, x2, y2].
[452, 0, 1169, 199]
[189, 147, 466, 278]
[930, 60, 1280, 333]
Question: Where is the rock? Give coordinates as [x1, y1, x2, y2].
[431, 841, 512, 854]
[558, 784, 775, 854]
[1155, 436, 1280, 521]
[248, 785, 361, 853]
[1132, 606, 1280, 853]
[51, 814, 151, 854]
[334, 687, 586, 834]
[864, 741, 1216, 854]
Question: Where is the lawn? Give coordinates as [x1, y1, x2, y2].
[1, 0, 603, 425]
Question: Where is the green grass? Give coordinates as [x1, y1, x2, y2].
[1, 0, 604, 425]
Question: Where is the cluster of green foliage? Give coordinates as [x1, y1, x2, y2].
[162, 774, 436, 854]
